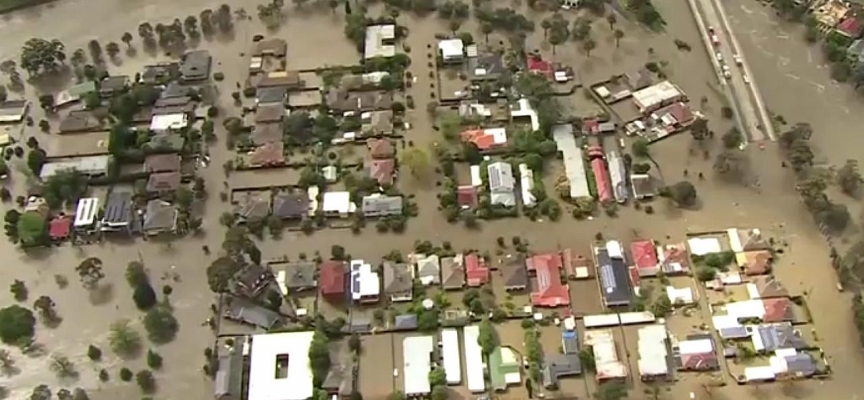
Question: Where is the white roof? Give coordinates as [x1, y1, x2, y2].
[149, 113, 189, 132]
[632, 81, 683, 112]
[322, 191, 354, 214]
[361, 71, 390, 84]
[350, 260, 380, 300]
[727, 228, 744, 252]
[365, 25, 396, 59]
[666, 286, 695, 305]
[248, 331, 315, 400]
[463, 325, 485, 393]
[518, 164, 536, 208]
[584, 314, 621, 328]
[403, 336, 435, 396]
[678, 338, 714, 355]
[470, 165, 482, 187]
[74, 197, 99, 227]
[724, 300, 766, 320]
[484, 127, 508, 145]
[510, 98, 539, 132]
[438, 39, 464, 59]
[585, 330, 627, 379]
[718, 271, 743, 285]
[441, 329, 462, 385]
[711, 315, 743, 330]
[637, 325, 668, 377]
[552, 125, 591, 199]
[307, 186, 319, 216]
[606, 240, 624, 259]
[619, 311, 656, 325]
[40, 155, 110, 180]
[488, 162, 515, 190]
[744, 366, 775, 381]
[687, 237, 722, 256]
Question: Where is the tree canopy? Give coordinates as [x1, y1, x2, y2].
[662, 181, 697, 207]
[143, 305, 179, 343]
[0, 305, 35, 344]
[17, 212, 47, 247]
[20, 38, 66, 76]
[108, 319, 141, 357]
[206, 256, 242, 293]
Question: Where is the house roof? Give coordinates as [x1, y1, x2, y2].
[273, 191, 309, 219]
[750, 276, 789, 299]
[465, 253, 489, 287]
[756, 323, 807, 351]
[527, 55, 553, 78]
[362, 110, 394, 134]
[659, 243, 690, 274]
[631, 240, 658, 270]
[630, 174, 656, 198]
[526, 253, 570, 307]
[282, 262, 317, 289]
[416, 254, 441, 285]
[148, 134, 185, 152]
[502, 256, 528, 289]
[58, 112, 102, 133]
[234, 192, 271, 221]
[326, 88, 393, 112]
[383, 261, 413, 296]
[783, 353, 816, 376]
[146, 171, 181, 192]
[253, 38, 288, 57]
[441, 255, 466, 289]
[836, 16, 861, 37]
[180, 50, 212, 80]
[625, 68, 653, 90]
[103, 191, 133, 224]
[321, 364, 352, 397]
[361, 194, 402, 216]
[457, 185, 479, 208]
[144, 153, 181, 173]
[367, 138, 395, 159]
[319, 261, 346, 297]
[467, 52, 505, 81]
[394, 314, 418, 330]
[543, 354, 582, 388]
[762, 298, 794, 322]
[248, 331, 314, 400]
[740, 250, 772, 275]
[251, 141, 285, 166]
[214, 349, 245, 399]
[255, 70, 301, 88]
[366, 159, 395, 186]
[100, 75, 129, 93]
[252, 122, 283, 145]
[489, 346, 522, 391]
[256, 86, 288, 104]
[680, 352, 719, 371]
[225, 296, 285, 329]
[488, 161, 515, 191]
[143, 199, 177, 232]
[256, 104, 286, 123]
[461, 127, 507, 150]
[49, 216, 72, 239]
[596, 248, 633, 306]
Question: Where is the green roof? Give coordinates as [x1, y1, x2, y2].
[68, 81, 97, 97]
[489, 346, 522, 391]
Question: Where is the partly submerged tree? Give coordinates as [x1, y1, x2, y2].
[108, 319, 141, 357]
[20, 38, 66, 76]
[143, 305, 179, 343]
[837, 159, 863, 197]
[660, 181, 697, 207]
[76, 257, 105, 289]
[0, 305, 35, 344]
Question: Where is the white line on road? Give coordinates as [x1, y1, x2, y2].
[786, 73, 801, 80]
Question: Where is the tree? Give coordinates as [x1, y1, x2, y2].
[119, 367, 133, 381]
[108, 319, 141, 357]
[17, 212, 46, 247]
[20, 38, 66, 76]
[136, 370, 156, 393]
[478, 318, 498, 356]
[614, 29, 624, 47]
[33, 296, 57, 322]
[572, 17, 591, 40]
[607, 13, 617, 29]
[87, 344, 102, 361]
[0, 305, 35, 344]
[147, 349, 163, 369]
[143, 306, 179, 343]
[308, 330, 331, 386]
[184, 15, 199, 36]
[331, 245, 346, 260]
[651, 295, 673, 316]
[133, 282, 158, 310]
[400, 147, 432, 178]
[661, 181, 697, 207]
[57, 389, 72, 400]
[696, 266, 716, 281]
[838, 159, 863, 197]
[594, 381, 628, 400]
[579, 348, 596, 372]
[43, 169, 89, 209]
[121, 32, 134, 48]
[76, 257, 105, 289]
[207, 257, 241, 293]
[632, 163, 651, 174]
[632, 138, 650, 158]
[49, 354, 76, 378]
[27, 148, 47, 176]
[348, 334, 361, 353]
[88, 40, 102, 62]
[126, 261, 148, 287]
[690, 117, 708, 141]
[818, 203, 851, 232]
[721, 127, 743, 149]
[387, 391, 406, 400]
[713, 150, 748, 181]
[105, 42, 121, 59]
[428, 367, 446, 387]
[547, 14, 570, 54]
[72, 388, 89, 400]
[431, 385, 448, 400]
[30, 385, 51, 400]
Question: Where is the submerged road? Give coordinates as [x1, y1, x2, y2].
[687, 0, 776, 143]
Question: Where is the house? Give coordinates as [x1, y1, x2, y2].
[49, 216, 72, 241]
[441, 254, 466, 290]
[811, 0, 849, 31]
[403, 336, 434, 396]
[625, 68, 653, 90]
[607, 151, 628, 203]
[366, 159, 395, 186]
[510, 98, 540, 132]
[180, 50, 212, 81]
[233, 192, 271, 223]
[543, 352, 582, 389]
[252, 122, 283, 146]
[438, 38, 465, 63]
[321, 364, 352, 398]
[738, 250, 772, 275]
[224, 296, 286, 329]
[657, 243, 690, 274]
[464, 325, 485, 393]
[562, 249, 591, 280]
[383, 261, 413, 302]
[491, 346, 523, 391]
[253, 38, 288, 57]
[256, 86, 288, 105]
[55, 81, 96, 108]
[248, 331, 315, 400]
[368, 138, 395, 159]
[632, 81, 685, 114]
[774, 352, 817, 378]
[318, 260, 346, 303]
[518, 163, 537, 208]
[666, 286, 695, 305]
[273, 191, 309, 219]
[214, 346, 244, 400]
[101, 191, 134, 233]
[274, 262, 317, 293]
[393, 314, 418, 331]
[416, 254, 441, 285]
[747, 276, 789, 299]
[235, 263, 274, 298]
[147, 134, 185, 152]
[365, 25, 396, 59]
[552, 124, 591, 199]
[502, 256, 528, 291]
[467, 52, 505, 81]
[250, 142, 285, 167]
[595, 242, 633, 307]
[441, 328, 462, 385]
[56, 114, 103, 136]
[584, 329, 628, 381]
[256, 104, 286, 124]
[141, 63, 180, 84]
[630, 174, 656, 199]
[465, 253, 489, 287]
[40, 155, 110, 180]
[847, 39, 864, 65]
[457, 185, 479, 209]
[527, 55, 553, 79]
[99, 75, 129, 97]
[142, 199, 178, 236]
[348, 316, 373, 333]
[461, 127, 507, 150]
[150, 112, 189, 132]
[0, 100, 29, 123]
[488, 161, 516, 207]
[326, 89, 393, 113]
[637, 324, 670, 381]
[147, 171, 181, 193]
[144, 153, 181, 173]
[322, 191, 354, 217]
[631, 240, 659, 277]
[677, 338, 718, 371]
[255, 70, 302, 88]
[361, 110, 394, 135]
[350, 259, 380, 303]
[526, 252, 570, 307]
[752, 323, 808, 352]
[73, 197, 100, 234]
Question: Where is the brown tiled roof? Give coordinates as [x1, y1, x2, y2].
[441, 256, 466, 290]
[146, 172, 181, 192]
[250, 142, 285, 166]
[366, 159, 395, 186]
[252, 122, 283, 145]
[144, 154, 181, 173]
[367, 139, 395, 159]
[742, 250, 772, 275]
[256, 71, 301, 88]
[255, 104, 285, 123]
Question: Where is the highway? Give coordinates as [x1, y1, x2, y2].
[686, 0, 776, 143]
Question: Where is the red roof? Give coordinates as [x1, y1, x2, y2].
[367, 159, 395, 186]
[457, 186, 479, 208]
[582, 118, 600, 135]
[465, 253, 489, 287]
[49, 216, 71, 239]
[319, 261, 346, 297]
[591, 157, 612, 203]
[526, 253, 570, 307]
[461, 129, 498, 150]
[661, 243, 691, 273]
[681, 352, 718, 371]
[762, 298, 792, 322]
[666, 102, 694, 124]
[527, 55, 553, 78]
[631, 240, 658, 270]
[837, 16, 861, 37]
[628, 265, 642, 289]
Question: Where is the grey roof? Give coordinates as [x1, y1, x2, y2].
[160, 81, 188, 99]
[756, 323, 808, 351]
[100, 75, 129, 94]
[102, 191, 133, 224]
[143, 200, 177, 233]
[417, 255, 441, 285]
[349, 316, 372, 333]
[393, 314, 418, 331]
[625, 68, 653, 90]
[718, 326, 750, 339]
[596, 249, 632, 307]
[224, 296, 285, 329]
[784, 353, 816, 376]
[441, 256, 465, 290]
[180, 50, 212, 81]
[141, 63, 180, 84]
[272, 191, 309, 219]
[236, 263, 271, 292]
[542, 354, 582, 389]
[503, 257, 528, 289]
[383, 261, 413, 297]
[282, 262, 317, 290]
[214, 349, 244, 400]
[361, 195, 403, 216]
[256, 86, 288, 104]
[255, 104, 285, 123]
[467, 52, 505, 81]
[59, 112, 101, 133]
[848, 39, 864, 64]
[234, 193, 270, 221]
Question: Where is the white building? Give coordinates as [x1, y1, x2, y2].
[365, 25, 396, 59]
[510, 98, 539, 132]
[403, 336, 435, 396]
[73, 197, 100, 232]
[149, 112, 189, 132]
[322, 191, 355, 217]
[637, 324, 669, 380]
[464, 325, 486, 393]
[607, 151, 628, 203]
[470, 165, 482, 187]
[438, 39, 465, 63]
[552, 124, 591, 199]
[488, 162, 516, 207]
[441, 329, 462, 385]
[248, 331, 315, 400]
[665, 286, 695, 305]
[40, 155, 110, 180]
[518, 163, 536, 208]
[584, 329, 627, 380]
[632, 81, 685, 113]
[350, 259, 380, 304]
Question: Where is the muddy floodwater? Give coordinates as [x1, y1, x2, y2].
[0, 0, 862, 399]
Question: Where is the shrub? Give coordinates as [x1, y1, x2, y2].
[146, 349, 163, 369]
[119, 367, 133, 381]
[87, 345, 102, 361]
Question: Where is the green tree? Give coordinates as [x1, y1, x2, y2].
[147, 349, 163, 369]
[126, 261, 148, 287]
[595, 381, 628, 400]
[431, 386, 448, 400]
[661, 181, 697, 207]
[87, 344, 102, 361]
[30, 385, 51, 400]
[614, 29, 624, 47]
[136, 370, 156, 393]
[76, 257, 105, 289]
[119, 367, 133, 381]
[578, 348, 596, 372]
[400, 147, 432, 178]
[632, 138, 651, 158]
[33, 295, 57, 322]
[49, 354, 76, 378]
[308, 329, 331, 386]
[0, 305, 35, 344]
[17, 212, 46, 247]
[478, 318, 498, 356]
[651, 295, 672, 316]
[428, 367, 446, 387]
[10, 280, 27, 302]
[721, 128, 743, 149]
[72, 388, 89, 400]
[713, 150, 748, 181]
[27, 148, 47, 176]
[143, 306, 179, 343]
[108, 319, 141, 357]
[121, 32, 134, 48]
[837, 159, 863, 197]
[106, 42, 121, 58]
[133, 282, 157, 310]
[20, 38, 66, 76]
[206, 256, 241, 293]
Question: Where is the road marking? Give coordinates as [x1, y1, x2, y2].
[777, 34, 789, 40]
[810, 82, 825, 92]
[740, 4, 754, 14]
[786, 73, 800, 80]
[807, 48, 813, 63]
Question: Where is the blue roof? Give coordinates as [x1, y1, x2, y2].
[562, 331, 579, 354]
[597, 249, 632, 306]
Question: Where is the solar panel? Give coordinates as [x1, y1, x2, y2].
[599, 264, 617, 293]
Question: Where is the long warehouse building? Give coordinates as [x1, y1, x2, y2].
[441, 329, 462, 385]
[464, 325, 486, 393]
